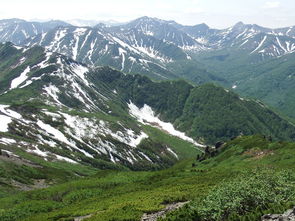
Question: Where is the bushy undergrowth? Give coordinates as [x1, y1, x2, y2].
[163, 169, 295, 221]
[2, 136, 295, 221]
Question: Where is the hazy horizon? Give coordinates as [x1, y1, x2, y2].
[0, 0, 294, 29]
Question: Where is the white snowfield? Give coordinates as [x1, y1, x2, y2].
[0, 105, 23, 132]
[70, 63, 90, 86]
[36, 119, 93, 158]
[0, 137, 16, 145]
[10, 66, 31, 89]
[27, 146, 78, 164]
[0, 114, 11, 132]
[43, 84, 64, 106]
[250, 35, 267, 54]
[60, 112, 148, 149]
[29, 111, 150, 164]
[0, 105, 22, 119]
[0, 106, 80, 164]
[128, 102, 205, 148]
[1, 149, 20, 158]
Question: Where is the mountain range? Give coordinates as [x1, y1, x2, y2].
[2, 41, 294, 170]
[1, 15, 295, 173]
[1, 16, 294, 120]
[1, 16, 295, 221]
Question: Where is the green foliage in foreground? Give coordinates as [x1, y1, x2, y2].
[2, 135, 295, 220]
[163, 170, 295, 221]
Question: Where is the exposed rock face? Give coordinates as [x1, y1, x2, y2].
[141, 201, 188, 221]
[262, 207, 295, 221]
[74, 214, 92, 221]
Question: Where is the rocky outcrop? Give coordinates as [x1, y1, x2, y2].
[74, 214, 92, 221]
[262, 207, 295, 221]
[141, 201, 188, 221]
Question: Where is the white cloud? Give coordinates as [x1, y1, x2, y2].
[263, 1, 280, 8]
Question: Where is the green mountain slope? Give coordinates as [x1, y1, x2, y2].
[196, 48, 295, 121]
[90, 67, 295, 144]
[233, 53, 295, 120]
[0, 43, 202, 175]
[2, 135, 295, 221]
[1, 42, 295, 203]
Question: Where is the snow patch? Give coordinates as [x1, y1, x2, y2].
[250, 35, 267, 54]
[27, 146, 78, 164]
[139, 152, 153, 162]
[72, 28, 87, 60]
[13, 45, 22, 50]
[36, 120, 93, 158]
[55, 154, 78, 164]
[43, 84, 63, 105]
[128, 102, 204, 147]
[60, 112, 148, 149]
[118, 47, 126, 71]
[19, 76, 42, 89]
[166, 147, 178, 159]
[1, 149, 19, 158]
[0, 105, 22, 119]
[0, 137, 16, 145]
[276, 37, 287, 53]
[134, 45, 172, 63]
[126, 129, 148, 147]
[37, 52, 52, 69]
[27, 146, 48, 157]
[70, 63, 90, 86]
[10, 66, 31, 89]
[13, 57, 26, 68]
[129, 57, 136, 62]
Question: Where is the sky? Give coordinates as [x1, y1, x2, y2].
[0, 0, 295, 28]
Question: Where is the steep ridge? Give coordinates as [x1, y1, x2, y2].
[182, 21, 295, 59]
[0, 42, 295, 175]
[0, 18, 71, 44]
[1, 17, 295, 81]
[20, 17, 223, 83]
[87, 67, 295, 144]
[1, 17, 295, 221]
[24, 26, 179, 80]
[0, 43, 202, 172]
[111, 16, 205, 50]
[229, 52, 295, 120]
[19, 17, 295, 109]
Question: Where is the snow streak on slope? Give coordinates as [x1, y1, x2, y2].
[72, 28, 87, 60]
[0, 138, 16, 145]
[250, 35, 267, 54]
[0, 105, 22, 119]
[46, 29, 67, 51]
[128, 102, 205, 148]
[36, 119, 94, 158]
[118, 47, 126, 71]
[43, 84, 64, 106]
[27, 146, 78, 164]
[0, 114, 11, 132]
[60, 112, 148, 149]
[70, 63, 90, 86]
[276, 37, 288, 53]
[0, 105, 23, 132]
[10, 66, 31, 89]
